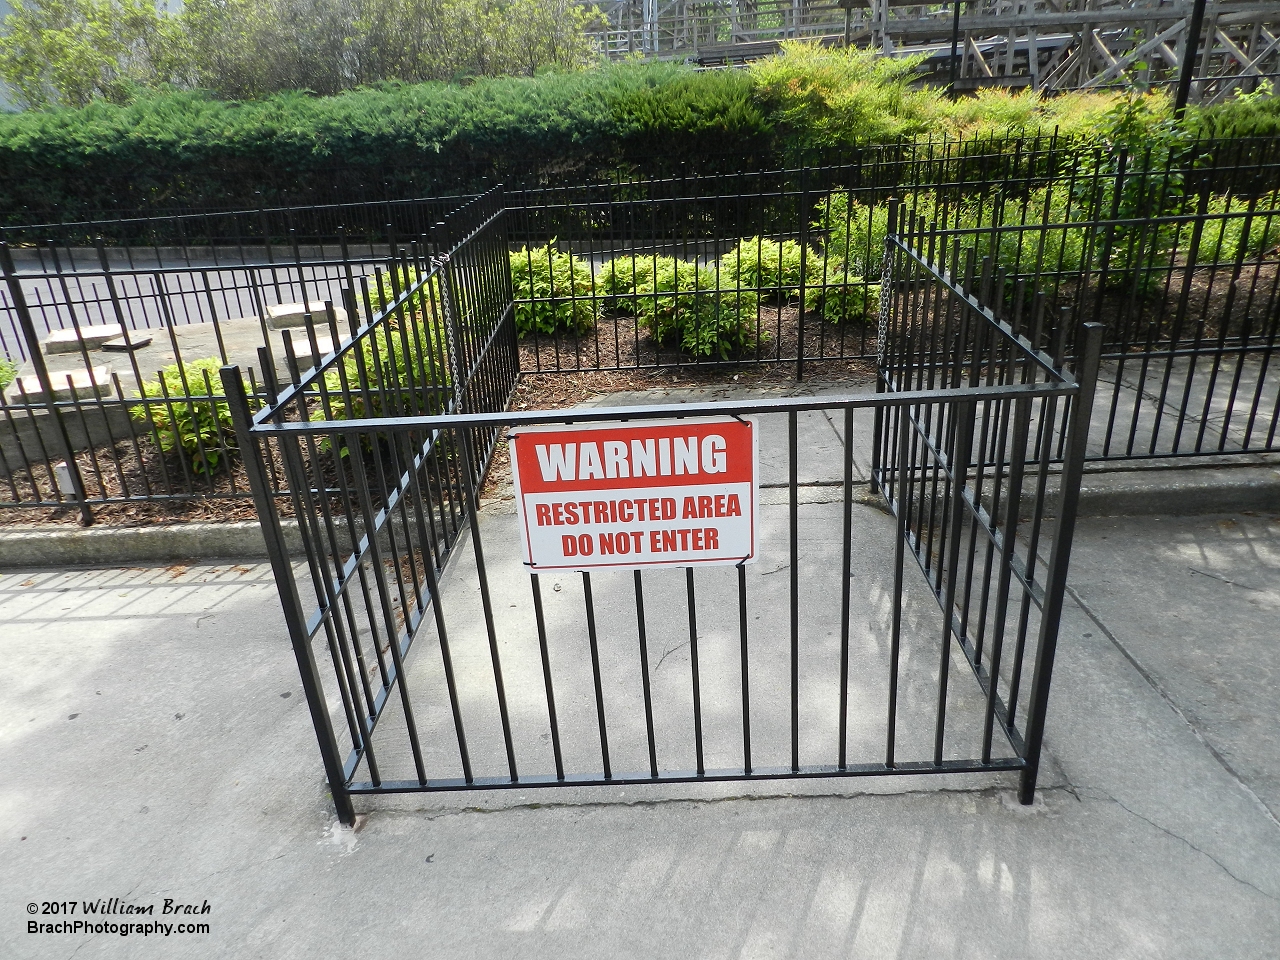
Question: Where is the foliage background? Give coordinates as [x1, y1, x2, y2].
[0, 35, 1275, 222]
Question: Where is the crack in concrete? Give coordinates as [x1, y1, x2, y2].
[653, 637, 690, 672]
[1082, 787, 1280, 903]
[1187, 566, 1264, 591]
[187, 852, 289, 886]
[1065, 582, 1280, 832]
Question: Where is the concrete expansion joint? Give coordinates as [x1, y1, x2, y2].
[357, 783, 1079, 823]
[1076, 786, 1280, 903]
[1067, 583, 1280, 833]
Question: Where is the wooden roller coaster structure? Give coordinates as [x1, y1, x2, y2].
[587, 1, 1279, 104]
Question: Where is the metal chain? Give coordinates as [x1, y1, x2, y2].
[877, 239, 893, 367]
[434, 254, 465, 414]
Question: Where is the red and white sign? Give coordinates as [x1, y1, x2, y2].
[509, 417, 757, 571]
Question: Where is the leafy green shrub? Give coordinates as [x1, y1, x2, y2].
[968, 188, 1089, 279]
[509, 243, 597, 337]
[719, 237, 822, 296]
[313, 312, 450, 429]
[748, 43, 942, 149]
[631, 257, 760, 359]
[0, 48, 1249, 225]
[130, 358, 234, 475]
[607, 63, 772, 166]
[365, 263, 423, 316]
[629, 257, 701, 340]
[716, 235, 872, 324]
[1188, 81, 1280, 139]
[804, 260, 877, 324]
[1195, 191, 1280, 263]
[820, 193, 903, 280]
[0, 355, 16, 391]
[679, 287, 760, 359]
[594, 255, 662, 309]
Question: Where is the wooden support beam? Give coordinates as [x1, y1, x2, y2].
[1204, 28, 1280, 102]
[1082, 19, 1186, 88]
[969, 35, 995, 76]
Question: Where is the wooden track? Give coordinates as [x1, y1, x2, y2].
[588, 1, 1280, 102]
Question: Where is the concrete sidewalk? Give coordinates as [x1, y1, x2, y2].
[2, 505, 1278, 958]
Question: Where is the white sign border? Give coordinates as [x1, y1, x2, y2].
[509, 416, 759, 573]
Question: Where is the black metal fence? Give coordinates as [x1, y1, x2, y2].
[0, 189, 504, 517]
[3, 136, 1278, 520]
[222, 194, 1098, 819]
[507, 143, 1280, 460]
[890, 192, 1280, 460]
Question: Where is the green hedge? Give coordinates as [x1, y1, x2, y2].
[0, 62, 771, 219]
[0, 46, 1274, 222]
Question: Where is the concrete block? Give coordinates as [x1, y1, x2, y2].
[285, 333, 341, 364]
[5, 366, 114, 404]
[266, 302, 348, 330]
[101, 334, 153, 352]
[41, 324, 123, 354]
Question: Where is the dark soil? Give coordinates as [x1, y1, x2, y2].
[519, 301, 878, 374]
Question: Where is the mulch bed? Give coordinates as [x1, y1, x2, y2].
[519, 299, 879, 375]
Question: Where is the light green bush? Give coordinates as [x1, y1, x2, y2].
[509, 243, 597, 337]
[594, 255, 662, 308]
[0, 355, 16, 391]
[804, 259, 877, 324]
[629, 257, 760, 359]
[678, 287, 761, 360]
[1195, 191, 1280, 264]
[718, 237, 821, 295]
[631, 256, 704, 342]
[130, 357, 233, 475]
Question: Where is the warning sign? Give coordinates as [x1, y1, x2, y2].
[509, 417, 758, 571]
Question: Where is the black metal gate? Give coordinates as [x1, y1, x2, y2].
[224, 205, 1100, 824]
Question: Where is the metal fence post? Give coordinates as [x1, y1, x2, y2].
[0, 242, 93, 525]
[1174, 0, 1209, 117]
[219, 364, 356, 826]
[493, 185, 520, 382]
[1018, 322, 1105, 804]
[797, 164, 809, 382]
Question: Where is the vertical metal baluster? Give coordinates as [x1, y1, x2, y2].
[634, 570, 659, 778]
[582, 571, 611, 780]
[934, 397, 975, 766]
[686, 566, 704, 777]
[789, 409, 800, 772]
[737, 562, 752, 776]
[838, 404, 854, 770]
[0, 243, 92, 524]
[457, 423, 517, 781]
[886, 398, 911, 769]
[221, 365, 355, 825]
[1020, 324, 1104, 803]
[530, 573, 564, 781]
